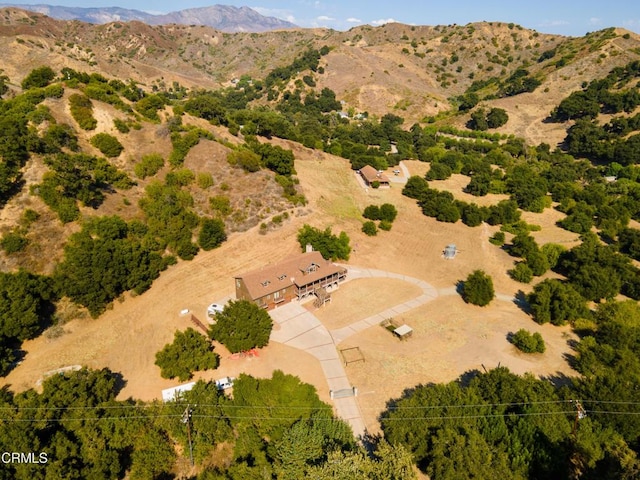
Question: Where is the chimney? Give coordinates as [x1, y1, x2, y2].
[306, 244, 313, 253]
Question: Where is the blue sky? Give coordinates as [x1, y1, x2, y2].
[5, 0, 640, 36]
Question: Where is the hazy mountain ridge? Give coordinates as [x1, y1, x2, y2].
[0, 3, 297, 32]
[1, 6, 639, 139]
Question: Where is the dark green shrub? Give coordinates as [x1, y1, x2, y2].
[426, 162, 453, 180]
[90, 133, 124, 157]
[489, 231, 505, 245]
[541, 243, 565, 269]
[363, 205, 381, 220]
[379, 203, 398, 222]
[379, 220, 392, 231]
[134, 94, 166, 121]
[134, 153, 164, 179]
[209, 300, 273, 353]
[155, 328, 219, 381]
[362, 221, 377, 236]
[69, 93, 97, 130]
[486, 108, 509, 128]
[198, 218, 226, 250]
[462, 270, 495, 306]
[0, 232, 28, 254]
[510, 329, 545, 353]
[403, 176, 430, 199]
[113, 118, 130, 133]
[21, 66, 56, 89]
[228, 149, 261, 172]
[526, 250, 550, 276]
[297, 224, 350, 260]
[509, 262, 533, 283]
[209, 195, 232, 217]
[460, 203, 486, 227]
[527, 279, 589, 325]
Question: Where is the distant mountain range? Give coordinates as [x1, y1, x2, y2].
[0, 3, 298, 32]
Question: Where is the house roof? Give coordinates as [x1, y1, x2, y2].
[360, 165, 390, 183]
[234, 251, 347, 301]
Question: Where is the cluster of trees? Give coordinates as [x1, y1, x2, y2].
[209, 300, 273, 354]
[467, 107, 509, 131]
[403, 175, 525, 227]
[54, 216, 169, 317]
[0, 78, 68, 205]
[551, 60, 640, 122]
[62, 67, 144, 104]
[550, 60, 640, 166]
[498, 68, 542, 97]
[0, 364, 416, 479]
[139, 180, 201, 260]
[264, 46, 329, 88]
[507, 233, 565, 282]
[0, 368, 178, 479]
[36, 152, 134, 223]
[461, 68, 541, 105]
[362, 203, 398, 235]
[555, 232, 640, 302]
[0, 271, 55, 375]
[297, 224, 351, 260]
[572, 300, 640, 447]
[381, 366, 640, 479]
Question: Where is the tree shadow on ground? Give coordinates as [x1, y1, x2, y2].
[112, 371, 128, 396]
[541, 371, 576, 389]
[513, 290, 531, 314]
[456, 369, 482, 387]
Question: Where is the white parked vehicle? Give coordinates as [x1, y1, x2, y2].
[215, 377, 235, 391]
[207, 303, 224, 316]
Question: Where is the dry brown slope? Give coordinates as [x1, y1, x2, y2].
[0, 139, 578, 415]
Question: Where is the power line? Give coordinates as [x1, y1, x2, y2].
[2, 406, 640, 423]
[2, 398, 640, 413]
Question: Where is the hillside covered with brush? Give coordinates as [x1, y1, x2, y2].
[1, 7, 640, 478]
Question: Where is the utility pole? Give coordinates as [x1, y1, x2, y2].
[571, 400, 587, 439]
[182, 404, 194, 466]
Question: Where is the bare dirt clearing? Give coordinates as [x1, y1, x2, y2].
[339, 294, 578, 434]
[313, 278, 422, 330]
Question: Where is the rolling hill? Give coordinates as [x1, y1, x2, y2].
[1, 7, 639, 137]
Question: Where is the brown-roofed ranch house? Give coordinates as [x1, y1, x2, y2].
[359, 165, 390, 187]
[234, 251, 347, 309]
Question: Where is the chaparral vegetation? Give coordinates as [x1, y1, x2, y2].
[0, 12, 639, 478]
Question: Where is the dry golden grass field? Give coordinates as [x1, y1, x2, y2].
[1, 143, 580, 433]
